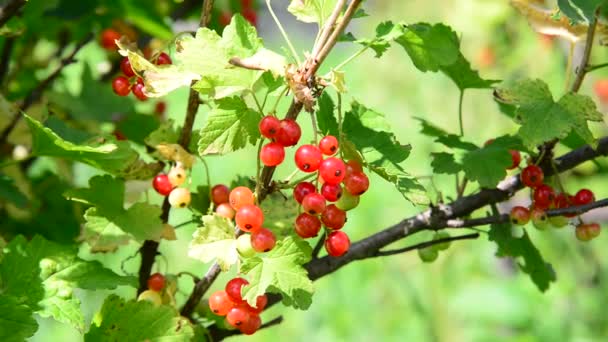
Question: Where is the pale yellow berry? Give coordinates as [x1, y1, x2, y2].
[137, 290, 162, 306]
[168, 165, 186, 186]
[168, 188, 191, 208]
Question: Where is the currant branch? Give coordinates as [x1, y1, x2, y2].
[0, 0, 27, 28]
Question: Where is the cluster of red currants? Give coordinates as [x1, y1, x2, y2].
[211, 184, 277, 253]
[509, 164, 600, 241]
[137, 273, 167, 306]
[152, 164, 192, 208]
[209, 277, 267, 335]
[219, 0, 257, 27]
[111, 53, 172, 100]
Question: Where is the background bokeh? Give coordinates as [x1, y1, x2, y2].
[19, 0, 608, 341]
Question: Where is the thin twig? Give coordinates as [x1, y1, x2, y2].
[570, 6, 600, 93]
[0, 37, 15, 85]
[266, 0, 301, 65]
[374, 233, 480, 257]
[0, 0, 27, 28]
[311, 0, 347, 58]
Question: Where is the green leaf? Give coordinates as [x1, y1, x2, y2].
[120, 0, 173, 39]
[85, 295, 194, 341]
[353, 21, 405, 57]
[190, 185, 211, 216]
[82, 208, 131, 253]
[431, 152, 462, 174]
[241, 236, 314, 310]
[440, 53, 499, 90]
[414, 117, 478, 150]
[316, 92, 339, 136]
[188, 215, 239, 271]
[116, 113, 160, 145]
[198, 96, 261, 155]
[0, 295, 38, 342]
[287, 0, 338, 25]
[395, 23, 460, 72]
[343, 102, 427, 204]
[557, 0, 605, 24]
[488, 222, 556, 292]
[145, 119, 180, 147]
[259, 192, 300, 239]
[495, 79, 603, 148]
[461, 136, 524, 188]
[0, 174, 28, 208]
[65, 175, 124, 217]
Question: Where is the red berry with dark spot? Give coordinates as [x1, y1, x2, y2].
[319, 157, 346, 185]
[156, 52, 172, 65]
[574, 189, 595, 206]
[147, 273, 165, 291]
[227, 306, 251, 327]
[293, 182, 316, 204]
[209, 290, 234, 316]
[112, 76, 131, 96]
[275, 119, 301, 147]
[343, 172, 369, 195]
[120, 57, 135, 77]
[508, 150, 521, 170]
[100, 28, 121, 50]
[321, 183, 342, 202]
[251, 228, 276, 252]
[325, 231, 350, 257]
[259, 115, 281, 139]
[212, 184, 230, 205]
[225, 277, 249, 303]
[533, 184, 555, 210]
[509, 206, 530, 225]
[260, 142, 285, 166]
[239, 314, 261, 335]
[153, 174, 173, 196]
[132, 82, 148, 101]
[302, 193, 326, 215]
[294, 213, 321, 238]
[321, 204, 347, 230]
[235, 205, 264, 233]
[295, 145, 323, 172]
[521, 165, 544, 188]
[319, 135, 339, 155]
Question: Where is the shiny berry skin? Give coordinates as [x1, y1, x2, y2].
[509, 206, 530, 225]
[216, 203, 236, 219]
[294, 213, 321, 238]
[301, 193, 326, 215]
[345, 160, 363, 177]
[100, 28, 121, 50]
[153, 174, 173, 196]
[321, 204, 346, 230]
[521, 165, 544, 188]
[235, 205, 264, 233]
[168, 165, 186, 187]
[225, 278, 249, 303]
[132, 82, 148, 101]
[138, 289, 162, 306]
[156, 52, 172, 65]
[508, 150, 521, 170]
[251, 228, 276, 252]
[239, 314, 261, 335]
[275, 119, 301, 147]
[321, 183, 342, 202]
[575, 223, 601, 241]
[260, 142, 285, 166]
[259, 115, 281, 139]
[418, 247, 438, 263]
[112, 76, 131, 96]
[247, 295, 267, 314]
[227, 306, 251, 327]
[209, 290, 234, 316]
[168, 188, 191, 208]
[229, 186, 254, 210]
[212, 184, 230, 205]
[531, 208, 549, 230]
[325, 231, 350, 257]
[574, 189, 595, 205]
[319, 157, 346, 185]
[344, 172, 369, 195]
[242, 8, 257, 26]
[293, 182, 316, 204]
[120, 57, 135, 77]
[533, 184, 555, 210]
[335, 191, 360, 211]
[319, 135, 339, 155]
[147, 273, 165, 292]
[295, 145, 323, 172]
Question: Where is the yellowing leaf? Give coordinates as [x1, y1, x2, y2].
[188, 215, 238, 271]
[156, 143, 196, 169]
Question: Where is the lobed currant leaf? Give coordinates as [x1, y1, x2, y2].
[188, 215, 239, 271]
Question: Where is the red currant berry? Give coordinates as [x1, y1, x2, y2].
[226, 278, 249, 303]
[147, 273, 165, 292]
[152, 174, 173, 196]
[325, 231, 350, 257]
[509, 206, 530, 225]
[251, 228, 276, 252]
[219, 11, 232, 27]
[227, 306, 251, 327]
[239, 314, 261, 335]
[575, 223, 601, 241]
[293, 182, 316, 204]
[235, 205, 264, 232]
[533, 184, 555, 210]
[319, 157, 346, 185]
[343, 171, 369, 195]
[156, 52, 172, 65]
[321, 183, 342, 202]
[132, 82, 148, 101]
[112, 76, 131, 96]
[259, 115, 281, 139]
[247, 295, 267, 314]
[553, 193, 576, 218]
[521, 165, 544, 188]
[209, 290, 235, 316]
[242, 8, 257, 26]
[216, 203, 236, 219]
[295, 145, 323, 172]
[345, 160, 363, 178]
[275, 119, 301, 147]
[229, 186, 254, 210]
[260, 142, 285, 166]
[302, 193, 326, 215]
[100, 28, 121, 50]
[241, 0, 254, 8]
[574, 189, 595, 205]
[321, 204, 347, 230]
[508, 150, 521, 170]
[212, 184, 230, 205]
[112, 130, 127, 141]
[294, 213, 321, 238]
[318, 135, 339, 155]
[155, 101, 166, 115]
[120, 57, 135, 77]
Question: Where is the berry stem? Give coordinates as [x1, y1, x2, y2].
[311, 233, 327, 259]
[265, 0, 301, 65]
[549, 159, 567, 195]
[249, 90, 265, 116]
[331, 45, 369, 73]
[198, 156, 213, 212]
[271, 86, 289, 114]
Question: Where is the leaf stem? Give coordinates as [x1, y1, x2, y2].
[265, 0, 301, 65]
[332, 46, 369, 72]
[271, 86, 289, 114]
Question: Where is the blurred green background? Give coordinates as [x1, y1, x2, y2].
[14, 0, 608, 341]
